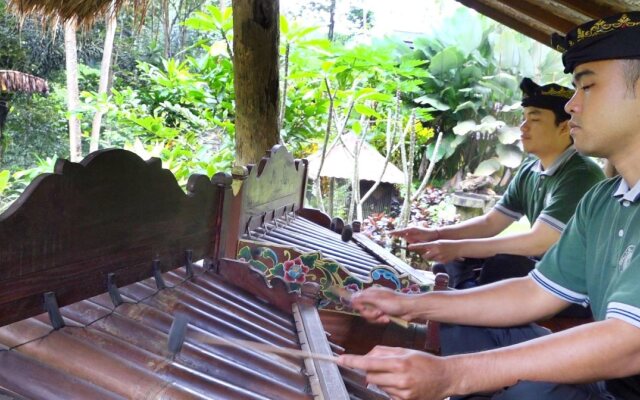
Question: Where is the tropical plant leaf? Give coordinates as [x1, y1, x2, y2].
[453, 101, 478, 114]
[354, 103, 381, 118]
[474, 158, 501, 176]
[414, 95, 450, 111]
[496, 144, 523, 168]
[498, 126, 521, 144]
[453, 120, 477, 136]
[428, 46, 464, 76]
[0, 170, 9, 196]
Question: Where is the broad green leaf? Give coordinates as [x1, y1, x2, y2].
[498, 126, 521, 144]
[425, 134, 467, 162]
[0, 170, 9, 196]
[280, 15, 289, 35]
[453, 120, 477, 136]
[414, 95, 450, 111]
[460, 65, 483, 82]
[428, 46, 465, 75]
[496, 144, 523, 168]
[474, 158, 501, 176]
[478, 116, 505, 134]
[453, 101, 478, 114]
[493, 72, 519, 92]
[354, 103, 380, 118]
[353, 120, 362, 134]
[437, 8, 483, 57]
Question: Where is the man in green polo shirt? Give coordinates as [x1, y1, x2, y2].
[394, 78, 604, 290]
[338, 12, 640, 400]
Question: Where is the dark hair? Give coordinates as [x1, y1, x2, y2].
[622, 59, 640, 96]
[553, 109, 570, 125]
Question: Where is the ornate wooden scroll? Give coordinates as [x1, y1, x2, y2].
[236, 240, 431, 313]
[0, 149, 224, 327]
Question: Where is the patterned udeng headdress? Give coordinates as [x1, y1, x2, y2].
[520, 78, 573, 120]
[552, 12, 640, 73]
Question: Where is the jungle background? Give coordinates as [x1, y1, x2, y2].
[0, 0, 570, 245]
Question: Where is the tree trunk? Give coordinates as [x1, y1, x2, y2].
[327, 0, 336, 41]
[64, 20, 82, 162]
[90, 2, 118, 153]
[232, 0, 280, 165]
[412, 129, 443, 201]
[162, 0, 171, 58]
[398, 111, 416, 229]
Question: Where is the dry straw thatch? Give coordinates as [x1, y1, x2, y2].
[6, 0, 149, 26]
[0, 70, 49, 94]
[307, 132, 405, 184]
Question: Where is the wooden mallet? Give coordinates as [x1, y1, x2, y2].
[327, 286, 411, 329]
[167, 312, 338, 363]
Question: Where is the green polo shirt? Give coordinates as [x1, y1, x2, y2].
[531, 177, 640, 397]
[494, 147, 604, 232]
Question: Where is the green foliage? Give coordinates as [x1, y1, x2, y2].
[2, 91, 69, 170]
[0, 170, 9, 197]
[0, 2, 567, 216]
[0, 156, 56, 212]
[403, 7, 567, 186]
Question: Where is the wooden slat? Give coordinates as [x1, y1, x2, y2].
[294, 302, 350, 400]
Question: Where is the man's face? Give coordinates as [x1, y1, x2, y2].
[519, 107, 565, 155]
[565, 60, 640, 158]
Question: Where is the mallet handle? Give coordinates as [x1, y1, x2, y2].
[328, 286, 410, 329]
[202, 335, 338, 363]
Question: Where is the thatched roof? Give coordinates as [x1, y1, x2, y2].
[307, 132, 405, 185]
[0, 70, 49, 94]
[6, 0, 149, 26]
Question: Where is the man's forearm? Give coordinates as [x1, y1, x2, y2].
[408, 277, 568, 326]
[455, 222, 561, 259]
[446, 319, 640, 396]
[438, 214, 504, 240]
[455, 235, 546, 259]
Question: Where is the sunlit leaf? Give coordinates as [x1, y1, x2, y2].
[414, 95, 450, 111]
[453, 120, 477, 136]
[474, 158, 501, 176]
[428, 47, 464, 75]
[496, 144, 523, 168]
[498, 126, 521, 144]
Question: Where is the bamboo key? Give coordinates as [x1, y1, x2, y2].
[327, 285, 411, 329]
[168, 313, 338, 363]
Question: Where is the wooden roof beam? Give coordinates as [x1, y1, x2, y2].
[493, 0, 578, 33]
[455, 0, 552, 46]
[553, 0, 625, 19]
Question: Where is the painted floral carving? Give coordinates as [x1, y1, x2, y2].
[237, 241, 431, 313]
[283, 257, 309, 283]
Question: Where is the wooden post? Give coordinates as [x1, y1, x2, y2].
[232, 0, 280, 165]
[328, 177, 335, 217]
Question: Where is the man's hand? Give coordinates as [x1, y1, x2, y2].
[409, 240, 464, 264]
[390, 226, 439, 244]
[350, 287, 417, 323]
[338, 346, 452, 400]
